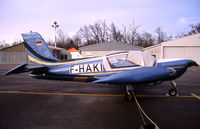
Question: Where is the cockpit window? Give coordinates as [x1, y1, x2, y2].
[107, 54, 140, 68]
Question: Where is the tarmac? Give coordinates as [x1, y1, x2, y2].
[0, 64, 199, 129]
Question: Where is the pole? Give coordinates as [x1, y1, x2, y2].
[55, 26, 56, 54]
[52, 21, 59, 57]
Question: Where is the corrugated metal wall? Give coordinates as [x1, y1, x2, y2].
[0, 51, 1, 64]
[163, 46, 200, 64]
[1, 52, 28, 64]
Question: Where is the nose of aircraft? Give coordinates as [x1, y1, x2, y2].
[187, 60, 198, 67]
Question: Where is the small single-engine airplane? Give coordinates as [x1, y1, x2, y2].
[4, 32, 198, 101]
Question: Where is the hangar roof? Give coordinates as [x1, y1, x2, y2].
[162, 33, 200, 47]
[0, 43, 25, 52]
[143, 33, 200, 50]
[49, 46, 66, 51]
[1, 43, 68, 52]
[79, 41, 143, 51]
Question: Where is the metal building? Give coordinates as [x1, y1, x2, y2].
[0, 43, 27, 64]
[79, 41, 143, 57]
[143, 33, 200, 64]
[48, 46, 71, 60]
[0, 43, 71, 64]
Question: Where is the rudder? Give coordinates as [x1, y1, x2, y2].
[22, 32, 58, 65]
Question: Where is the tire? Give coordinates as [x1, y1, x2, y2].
[168, 88, 177, 96]
[124, 90, 134, 102]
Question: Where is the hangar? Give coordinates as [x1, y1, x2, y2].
[0, 43, 71, 64]
[143, 33, 200, 64]
[48, 46, 71, 60]
[79, 41, 143, 57]
[0, 43, 27, 64]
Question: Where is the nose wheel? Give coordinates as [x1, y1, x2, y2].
[168, 81, 178, 96]
[124, 90, 134, 102]
[124, 84, 134, 102]
[168, 88, 177, 96]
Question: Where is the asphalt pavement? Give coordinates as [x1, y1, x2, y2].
[0, 64, 199, 129]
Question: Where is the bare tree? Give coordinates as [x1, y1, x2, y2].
[100, 20, 109, 42]
[73, 34, 82, 48]
[109, 22, 122, 42]
[67, 39, 78, 49]
[47, 20, 200, 49]
[57, 29, 67, 43]
[188, 23, 200, 35]
[142, 32, 155, 47]
[175, 32, 188, 38]
[66, 20, 189, 48]
[76, 20, 139, 45]
[57, 29, 70, 48]
[135, 32, 155, 48]
[89, 23, 100, 43]
[56, 29, 80, 49]
[127, 20, 140, 45]
[95, 20, 108, 42]
[109, 22, 117, 41]
[155, 27, 169, 43]
[174, 23, 200, 38]
[166, 34, 173, 41]
[78, 25, 92, 45]
[122, 25, 127, 43]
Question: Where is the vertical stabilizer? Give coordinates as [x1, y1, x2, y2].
[22, 32, 58, 65]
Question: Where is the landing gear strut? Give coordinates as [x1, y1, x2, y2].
[124, 84, 134, 102]
[168, 80, 178, 96]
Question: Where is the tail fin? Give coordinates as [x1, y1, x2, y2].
[69, 48, 83, 59]
[22, 32, 58, 65]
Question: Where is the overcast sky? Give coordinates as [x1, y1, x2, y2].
[0, 0, 200, 44]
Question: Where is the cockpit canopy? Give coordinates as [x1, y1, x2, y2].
[106, 51, 156, 69]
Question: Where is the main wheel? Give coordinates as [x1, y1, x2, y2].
[168, 88, 177, 96]
[124, 90, 134, 102]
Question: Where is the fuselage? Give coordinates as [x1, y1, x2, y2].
[30, 55, 197, 84]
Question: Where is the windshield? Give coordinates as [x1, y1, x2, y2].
[107, 53, 140, 68]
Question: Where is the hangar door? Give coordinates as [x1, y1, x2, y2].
[163, 46, 185, 58]
[1, 52, 27, 64]
[163, 46, 200, 64]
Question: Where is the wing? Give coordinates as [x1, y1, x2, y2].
[93, 67, 176, 84]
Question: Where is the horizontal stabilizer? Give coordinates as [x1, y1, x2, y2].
[3, 64, 29, 75]
[3, 64, 47, 76]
